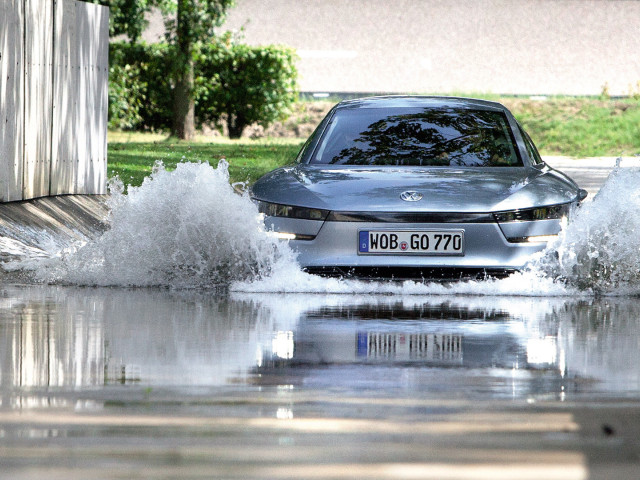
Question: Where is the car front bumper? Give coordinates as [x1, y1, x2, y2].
[265, 216, 555, 278]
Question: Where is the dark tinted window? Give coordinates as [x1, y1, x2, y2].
[310, 107, 522, 167]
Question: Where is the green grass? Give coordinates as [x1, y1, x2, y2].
[107, 134, 303, 188]
[504, 97, 640, 157]
[425, 94, 640, 157]
[107, 97, 640, 189]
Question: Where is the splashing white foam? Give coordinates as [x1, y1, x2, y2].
[27, 161, 297, 287]
[531, 166, 640, 295]
[6, 161, 640, 296]
[231, 260, 581, 296]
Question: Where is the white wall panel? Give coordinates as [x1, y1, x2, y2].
[0, 0, 24, 202]
[50, 0, 78, 195]
[74, 0, 108, 195]
[23, 0, 53, 199]
[1, 0, 107, 202]
[51, 0, 108, 196]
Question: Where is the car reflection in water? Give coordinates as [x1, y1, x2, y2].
[355, 330, 463, 365]
[2, 287, 640, 403]
[253, 296, 640, 399]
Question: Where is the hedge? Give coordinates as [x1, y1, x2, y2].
[108, 40, 298, 137]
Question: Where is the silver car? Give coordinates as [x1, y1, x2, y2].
[251, 96, 587, 280]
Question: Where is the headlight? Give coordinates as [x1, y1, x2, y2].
[522, 234, 560, 243]
[493, 203, 572, 223]
[494, 203, 572, 244]
[254, 200, 330, 221]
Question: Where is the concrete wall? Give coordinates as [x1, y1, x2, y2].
[0, 0, 108, 203]
[219, 0, 640, 97]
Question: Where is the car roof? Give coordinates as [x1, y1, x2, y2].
[334, 95, 508, 113]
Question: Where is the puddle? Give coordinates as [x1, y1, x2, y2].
[2, 286, 640, 400]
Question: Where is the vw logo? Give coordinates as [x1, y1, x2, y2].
[400, 191, 423, 202]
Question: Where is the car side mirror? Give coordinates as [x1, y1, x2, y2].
[578, 189, 588, 201]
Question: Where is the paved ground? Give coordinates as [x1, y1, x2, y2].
[544, 156, 640, 197]
[210, 0, 640, 95]
[1, 395, 639, 480]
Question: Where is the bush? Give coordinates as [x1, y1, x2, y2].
[109, 43, 174, 131]
[108, 63, 146, 130]
[109, 39, 298, 137]
[196, 40, 298, 138]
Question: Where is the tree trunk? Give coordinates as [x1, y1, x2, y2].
[227, 113, 246, 139]
[172, 62, 195, 140]
[171, 0, 195, 140]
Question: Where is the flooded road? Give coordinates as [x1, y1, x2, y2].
[2, 158, 640, 478]
[1, 286, 640, 479]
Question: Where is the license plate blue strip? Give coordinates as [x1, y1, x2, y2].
[359, 231, 369, 253]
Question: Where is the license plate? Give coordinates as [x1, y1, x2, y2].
[358, 230, 464, 255]
[357, 332, 463, 364]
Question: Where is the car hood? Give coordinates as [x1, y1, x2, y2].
[251, 165, 580, 213]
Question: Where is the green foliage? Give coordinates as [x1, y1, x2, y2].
[100, 0, 237, 138]
[108, 63, 146, 129]
[109, 43, 174, 130]
[164, 0, 235, 47]
[91, 0, 233, 45]
[90, 0, 152, 42]
[508, 98, 640, 157]
[196, 39, 298, 138]
[165, 0, 235, 138]
[109, 40, 299, 137]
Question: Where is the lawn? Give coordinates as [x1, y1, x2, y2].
[107, 96, 640, 189]
[503, 97, 640, 157]
[107, 134, 303, 188]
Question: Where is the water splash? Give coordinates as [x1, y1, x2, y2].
[22, 161, 296, 287]
[531, 166, 640, 295]
[232, 263, 580, 296]
[4, 161, 640, 296]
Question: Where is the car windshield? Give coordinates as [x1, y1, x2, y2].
[310, 107, 522, 167]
